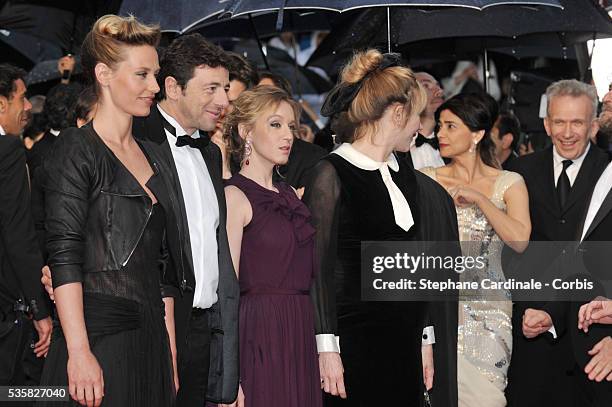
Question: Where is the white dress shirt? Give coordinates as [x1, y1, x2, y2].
[158, 105, 220, 309]
[0, 125, 4, 136]
[552, 143, 590, 187]
[315, 143, 433, 354]
[409, 132, 445, 170]
[581, 160, 612, 241]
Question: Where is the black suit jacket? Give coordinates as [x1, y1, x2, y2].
[507, 145, 609, 242]
[132, 106, 239, 404]
[505, 144, 609, 407]
[0, 136, 49, 321]
[541, 166, 612, 406]
[275, 137, 327, 188]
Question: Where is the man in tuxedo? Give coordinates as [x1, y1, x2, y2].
[135, 34, 240, 406]
[522, 85, 612, 406]
[491, 111, 520, 170]
[401, 71, 445, 169]
[506, 79, 609, 406]
[0, 64, 52, 385]
[42, 35, 240, 405]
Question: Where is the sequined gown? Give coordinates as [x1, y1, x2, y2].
[421, 168, 523, 407]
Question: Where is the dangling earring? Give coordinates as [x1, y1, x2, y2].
[244, 138, 252, 166]
[469, 140, 477, 153]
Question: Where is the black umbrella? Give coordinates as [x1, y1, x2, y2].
[190, 10, 335, 39]
[0, 30, 63, 69]
[25, 56, 83, 86]
[226, 0, 561, 16]
[307, 0, 611, 74]
[119, 0, 227, 33]
[233, 42, 332, 95]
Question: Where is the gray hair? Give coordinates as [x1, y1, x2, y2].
[546, 79, 598, 119]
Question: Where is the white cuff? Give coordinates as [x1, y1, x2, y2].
[548, 325, 557, 339]
[316, 334, 340, 353]
[422, 326, 435, 345]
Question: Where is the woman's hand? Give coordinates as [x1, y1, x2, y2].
[448, 185, 486, 208]
[579, 297, 612, 332]
[219, 383, 245, 407]
[319, 352, 347, 399]
[421, 344, 434, 391]
[67, 350, 104, 406]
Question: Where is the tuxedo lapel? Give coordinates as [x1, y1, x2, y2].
[198, 142, 227, 225]
[562, 145, 598, 214]
[134, 107, 196, 285]
[537, 148, 561, 215]
[583, 183, 612, 241]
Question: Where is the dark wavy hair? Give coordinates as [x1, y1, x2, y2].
[72, 86, 98, 125]
[495, 111, 521, 151]
[436, 92, 499, 168]
[0, 63, 26, 100]
[157, 33, 231, 100]
[227, 52, 259, 89]
[45, 83, 83, 130]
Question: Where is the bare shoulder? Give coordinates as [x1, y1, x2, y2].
[224, 184, 253, 225]
[224, 184, 249, 205]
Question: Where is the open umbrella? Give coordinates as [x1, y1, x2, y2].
[226, 0, 561, 16]
[25, 56, 83, 86]
[119, 0, 227, 33]
[233, 42, 332, 95]
[307, 0, 611, 74]
[190, 9, 335, 39]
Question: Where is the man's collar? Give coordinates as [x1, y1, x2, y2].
[157, 104, 198, 138]
[552, 142, 591, 166]
[0, 124, 5, 136]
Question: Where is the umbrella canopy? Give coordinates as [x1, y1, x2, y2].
[226, 0, 561, 16]
[307, 0, 611, 74]
[0, 30, 63, 69]
[119, 0, 227, 33]
[233, 42, 332, 94]
[25, 56, 83, 86]
[190, 10, 335, 39]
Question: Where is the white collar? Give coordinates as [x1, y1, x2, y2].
[50, 129, 60, 136]
[0, 124, 5, 136]
[157, 104, 199, 138]
[332, 143, 399, 172]
[332, 143, 414, 231]
[553, 142, 590, 167]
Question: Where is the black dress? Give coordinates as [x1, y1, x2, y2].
[39, 126, 176, 406]
[304, 147, 459, 407]
[41, 204, 174, 406]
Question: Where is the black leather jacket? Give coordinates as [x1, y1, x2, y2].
[43, 125, 178, 297]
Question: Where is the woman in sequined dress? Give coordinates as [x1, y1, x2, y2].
[420, 93, 531, 407]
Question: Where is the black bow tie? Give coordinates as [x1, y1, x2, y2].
[161, 114, 209, 149]
[175, 135, 209, 149]
[415, 133, 439, 150]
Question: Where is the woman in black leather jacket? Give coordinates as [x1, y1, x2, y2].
[40, 15, 179, 407]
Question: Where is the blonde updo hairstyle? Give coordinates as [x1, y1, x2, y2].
[224, 85, 301, 173]
[81, 14, 161, 100]
[340, 49, 426, 142]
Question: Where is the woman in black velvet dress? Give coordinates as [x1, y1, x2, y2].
[304, 49, 460, 407]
